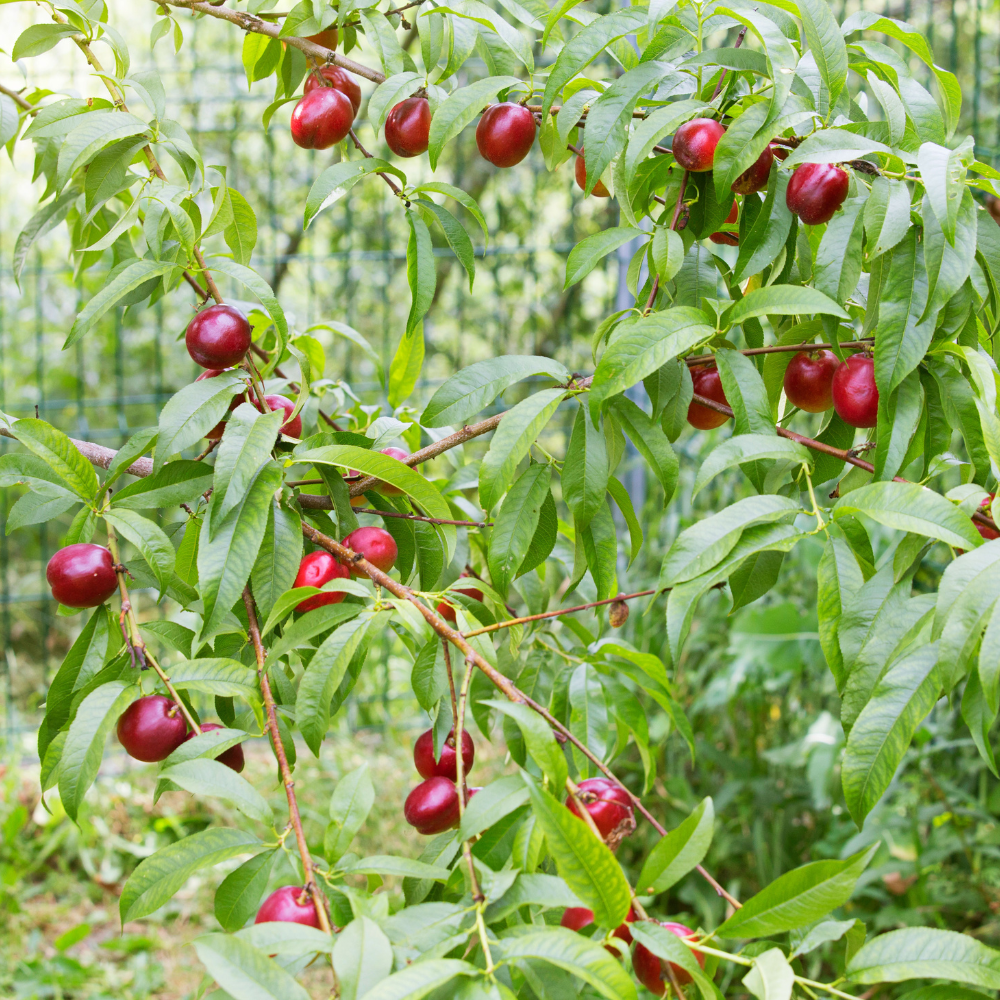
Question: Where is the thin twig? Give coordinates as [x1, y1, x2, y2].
[685, 339, 873, 366]
[454, 653, 482, 902]
[0, 82, 37, 112]
[710, 25, 748, 101]
[349, 129, 404, 197]
[242, 588, 334, 934]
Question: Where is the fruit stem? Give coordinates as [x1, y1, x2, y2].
[106, 524, 203, 734]
[460, 588, 656, 638]
[663, 960, 686, 1000]
[683, 338, 873, 366]
[348, 129, 404, 197]
[454, 651, 483, 903]
[0, 82, 36, 112]
[242, 587, 335, 936]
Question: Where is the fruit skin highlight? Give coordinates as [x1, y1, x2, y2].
[185, 305, 252, 369]
[687, 366, 731, 430]
[293, 551, 351, 612]
[290, 87, 354, 150]
[46, 543, 118, 608]
[255, 886, 321, 927]
[403, 776, 461, 834]
[303, 66, 361, 114]
[783, 349, 839, 413]
[785, 162, 850, 225]
[476, 103, 536, 168]
[831, 354, 879, 429]
[254, 393, 302, 438]
[413, 728, 475, 781]
[116, 695, 188, 762]
[341, 526, 398, 574]
[385, 98, 431, 157]
[671, 118, 725, 172]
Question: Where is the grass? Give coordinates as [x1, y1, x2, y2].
[0, 720, 509, 1000]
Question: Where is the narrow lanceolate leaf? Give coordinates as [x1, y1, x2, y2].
[798, 0, 848, 114]
[357, 959, 479, 1000]
[486, 701, 567, 792]
[725, 285, 849, 326]
[103, 509, 175, 600]
[833, 482, 982, 551]
[848, 927, 1000, 989]
[168, 658, 261, 706]
[488, 464, 551, 598]
[743, 948, 795, 1000]
[562, 405, 609, 528]
[325, 763, 375, 864]
[421, 356, 569, 427]
[206, 256, 288, 354]
[842, 644, 942, 824]
[334, 917, 394, 1000]
[636, 798, 714, 895]
[121, 827, 263, 923]
[522, 774, 631, 929]
[608, 396, 679, 506]
[864, 177, 912, 258]
[565, 228, 642, 287]
[694, 436, 810, 497]
[59, 680, 139, 823]
[197, 461, 282, 640]
[479, 388, 565, 513]
[154, 372, 246, 472]
[110, 460, 211, 510]
[457, 774, 530, 841]
[251, 498, 302, 623]
[194, 933, 311, 1000]
[629, 922, 703, 980]
[404, 208, 435, 336]
[717, 844, 878, 938]
[305, 158, 404, 228]
[13, 418, 100, 501]
[161, 759, 273, 824]
[497, 930, 638, 1000]
[589, 308, 713, 420]
[214, 850, 277, 932]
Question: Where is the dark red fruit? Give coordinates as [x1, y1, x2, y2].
[633, 922, 705, 992]
[671, 118, 725, 172]
[255, 885, 321, 927]
[831, 354, 878, 429]
[294, 551, 350, 612]
[341, 526, 398, 574]
[771, 144, 790, 161]
[566, 777, 636, 850]
[305, 29, 338, 49]
[185, 305, 252, 369]
[117, 695, 188, 763]
[182, 722, 245, 773]
[303, 66, 362, 114]
[476, 103, 536, 168]
[731, 144, 774, 195]
[561, 906, 636, 950]
[403, 776, 461, 834]
[709, 201, 739, 244]
[46, 543, 118, 608]
[436, 572, 484, 623]
[785, 162, 850, 225]
[375, 446, 409, 495]
[195, 368, 246, 438]
[290, 87, 354, 150]
[687, 366, 731, 430]
[783, 350, 838, 413]
[575, 153, 610, 198]
[413, 727, 475, 781]
[254, 393, 302, 438]
[384, 97, 431, 157]
[976, 494, 999, 540]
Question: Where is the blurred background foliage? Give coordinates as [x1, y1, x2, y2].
[3, 0, 1000, 996]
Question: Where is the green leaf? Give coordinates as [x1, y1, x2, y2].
[58, 680, 139, 823]
[414, 182, 489, 244]
[814, 195, 867, 306]
[197, 461, 282, 640]
[6, 484, 80, 533]
[798, 0, 848, 115]
[251, 498, 302, 623]
[608, 396, 679, 505]
[162, 727, 248, 768]
[651, 226, 686, 285]
[628, 922, 702, 980]
[416, 199, 475, 289]
[485, 701, 567, 792]
[565, 228, 642, 288]
[404, 208, 435, 337]
[193, 933, 311, 1000]
[725, 285, 849, 326]
[427, 76, 522, 169]
[606, 476, 642, 565]
[717, 844, 878, 938]
[660, 495, 801, 587]
[864, 177, 911, 258]
[484, 873, 584, 922]
[521, 773, 631, 929]
[168, 659, 262, 707]
[215, 850, 277, 932]
[14, 189, 81, 286]
[918, 140, 969, 244]
[224, 188, 258, 266]
[334, 917, 394, 1000]
[842, 644, 942, 824]
[325, 763, 374, 864]
[368, 72, 423, 134]
[162, 759, 272, 824]
[743, 948, 795, 1000]
[104, 509, 175, 600]
[589, 308, 714, 420]
[305, 159, 404, 229]
[422, 356, 569, 428]
[693, 435, 810, 497]
[206, 256, 288, 355]
[12, 23, 80, 60]
[961, 669, 998, 778]
[263, 604, 361, 665]
[735, 167, 793, 281]
[833, 482, 982, 551]
[343, 856, 452, 880]
[636, 797, 714, 895]
[67, 260, 173, 348]
[111, 460, 212, 510]
[497, 930, 638, 1000]
[297, 611, 386, 755]
[540, 8, 646, 117]
[562, 404, 609, 528]
[306, 321, 385, 387]
[847, 927, 1000, 989]
[479, 388, 565, 513]
[488, 463, 551, 598]
[781, 129, 890, 167]
[458, 774, 530, 840]
[711, 101, 770, 203]
[121, 827, 262, 923]
[13, 418, 100, 501]
[356, 959, 478, 1000]
[153, 372, 246, 472]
